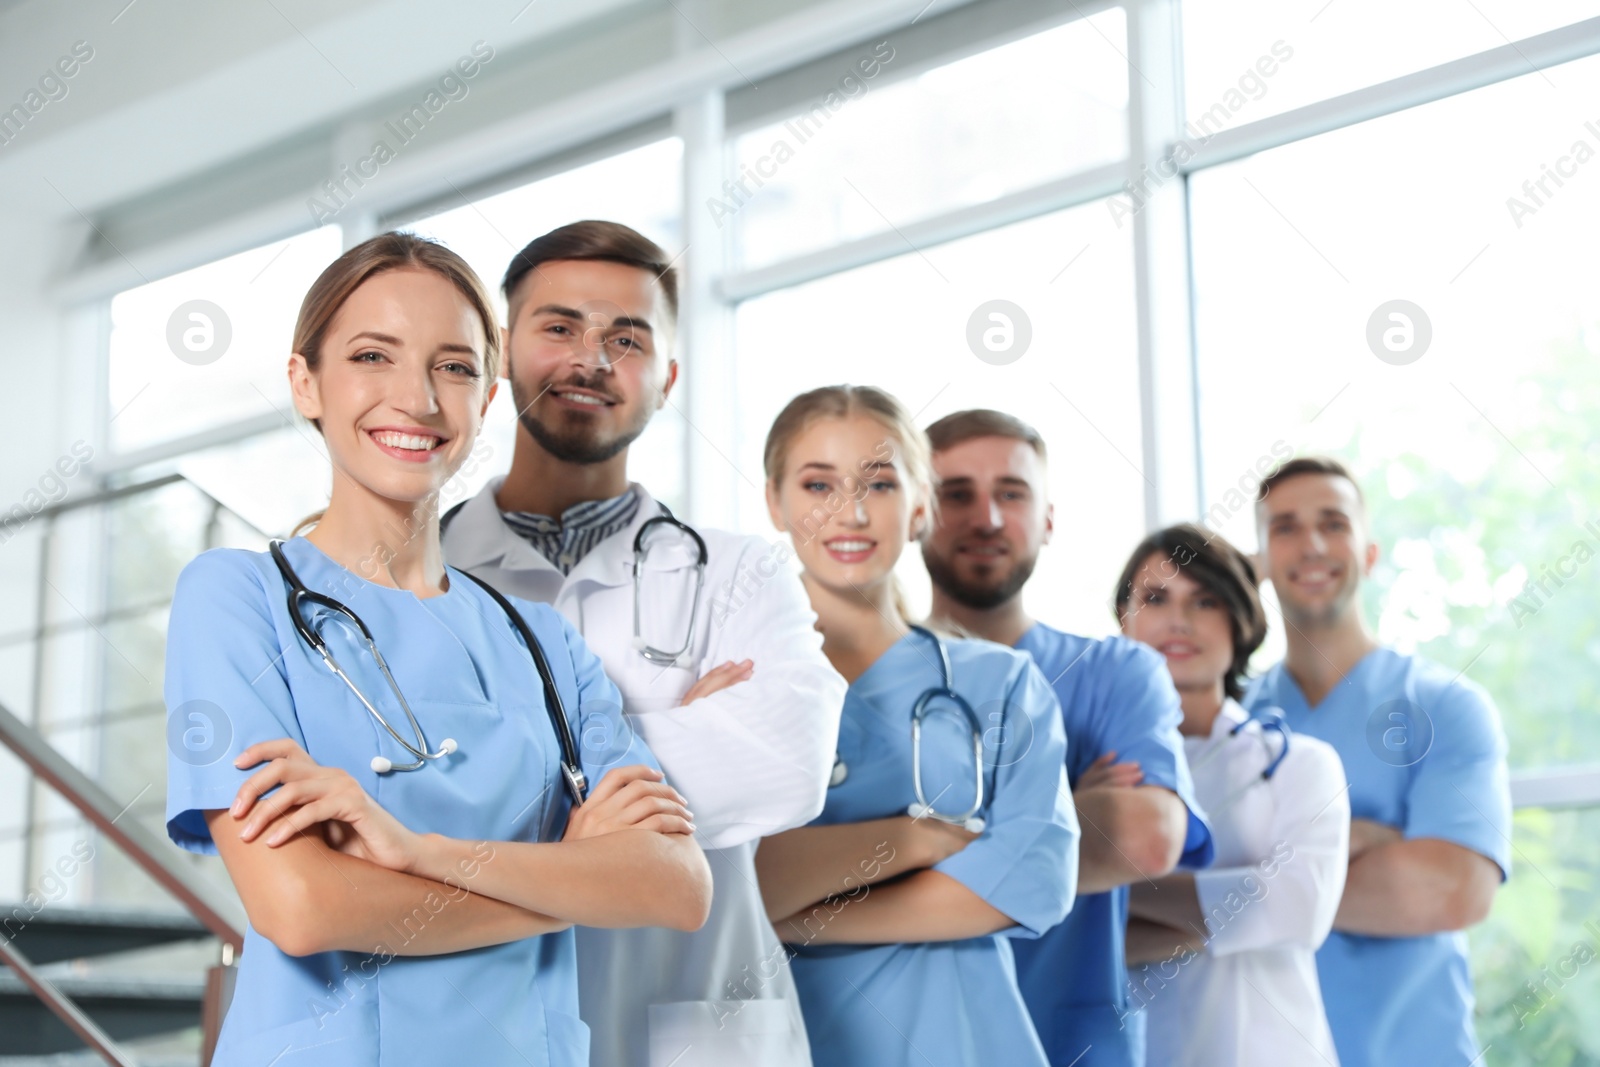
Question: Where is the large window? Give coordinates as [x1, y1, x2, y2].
[734, 200, 1141, 635]
[401, 138, 687, 509]
[1188, 34, 1600, 1057]
[48, 3, 1600, 1059]
[1189, 50, 1600, 771]
[1182, 0, 1600, 127]
[107, 226, 342, 453]
[731, 10, 1129, 270]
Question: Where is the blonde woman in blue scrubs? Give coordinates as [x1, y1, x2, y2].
[163, 232, 711, 1065]
[754, 385, 1079, 1067]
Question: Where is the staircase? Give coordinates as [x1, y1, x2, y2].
[0, 906, 214, 1056]
[0, 701, 243, 1066]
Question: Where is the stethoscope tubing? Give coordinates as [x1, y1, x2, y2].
[267, 540, 586, 803]
[631, 509, 709, 667]
[829, 625, 991, 833]
[1186, 710, 1292, 818]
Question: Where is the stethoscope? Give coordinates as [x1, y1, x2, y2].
[268, 540, 588, 804]
[829, 626, 989, 834]
[1188, 710, 1292, 816]
[631, 505, 709, 666]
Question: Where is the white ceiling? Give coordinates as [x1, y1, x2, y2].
[0, 0, 656, 216]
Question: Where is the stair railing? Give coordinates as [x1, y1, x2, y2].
[2, 471, 262, 1065]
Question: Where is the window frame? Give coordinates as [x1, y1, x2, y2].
[70, 0, 1600, 850]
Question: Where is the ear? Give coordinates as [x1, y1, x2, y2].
[656, 358, 679, 409]
[499, 325, 512, 378]
[481, 378, 499, 415]
[908, 497, 930, 542]
[1042, 500, 1055, 545]
[1363, 539, 1379, 575]
[287, 353, 321, 423]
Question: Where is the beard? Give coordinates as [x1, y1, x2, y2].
[922, 540, 1037, 610]
[1278, 579, 1361, 630]
[511, 371, 651, 465]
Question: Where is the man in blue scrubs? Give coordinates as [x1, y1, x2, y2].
[921, 410, 1213, 1067]
[1245, 457, 1510, 1067]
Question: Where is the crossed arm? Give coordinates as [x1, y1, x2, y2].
[1334, 820, 1500, 936]
[755, 817, 1012, 945]
[211, 741, 712, 958]
[1072, 752, 1190, 894]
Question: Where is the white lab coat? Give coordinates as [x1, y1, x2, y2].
[443, 478, 846, 1067]
[1140, 699, 1350, 1067]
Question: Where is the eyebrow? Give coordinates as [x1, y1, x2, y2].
[348, 331, 479, 357]
[528, 304, 655, 334]
[938, 475, 1030, 488]
[1267, 506, 1351, 523]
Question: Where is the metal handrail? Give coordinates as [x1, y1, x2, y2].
[0, 701, 245, 950]
[30, 471, 188, 523]
[0, 938, 137, 1067]
[35, 466, 275, 538]
[1, 470, 268, 1065]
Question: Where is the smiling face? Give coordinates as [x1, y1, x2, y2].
[502, 258, 677, 465]
[288, 267, 494, 506]
[1256, 472, 1377, 629]
[765, 414, 924, 604]
[922, 435, 1052, 609]
[1119, 552, 1235, 698]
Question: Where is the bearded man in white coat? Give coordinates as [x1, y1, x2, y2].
[441, 220, 845, 1067]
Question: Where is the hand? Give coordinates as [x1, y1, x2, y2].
[904, 814, 981, 867]
[1076, 751, 1143, 793]
[679, 660, 754, 706]
[1348, 817, 1402, 859]
[231, 739, 420, 872]
[564, 764, 695, 840]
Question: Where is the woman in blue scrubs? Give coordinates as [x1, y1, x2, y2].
[164, 232, 711, 1066]
[753, 385, 1079, 1067]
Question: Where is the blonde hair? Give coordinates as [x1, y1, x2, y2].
[763, 385, 936, 623]
[287, 232, 502, 537]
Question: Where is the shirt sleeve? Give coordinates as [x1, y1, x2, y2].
[548, 609, 662, 791]
[1403, 676, 1512, 881]
[164, 550, 303, 855]
[932, 654, 1079, 938]
[1089, 638, 1214, 867]
[1195, 735, 1350, 956]
[627, 538, 847, 851]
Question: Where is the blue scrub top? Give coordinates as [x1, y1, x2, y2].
[1245, 647, 1512, 1067]
[787, 629, 1079, 1067]
[164, 539, 656, 1067]
[1009, 624, 1213, 1067]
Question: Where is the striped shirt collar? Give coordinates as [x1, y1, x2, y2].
[499, 486, 641, 576]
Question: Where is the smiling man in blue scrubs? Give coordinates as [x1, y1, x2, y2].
[1245, 456, 1510, 1067]
[922, 410, 1213, 1067]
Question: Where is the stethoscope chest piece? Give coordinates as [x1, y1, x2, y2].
[906, 800, 986, 834]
